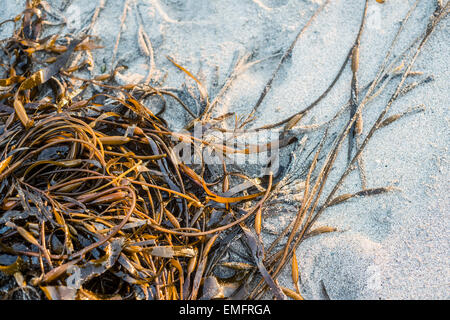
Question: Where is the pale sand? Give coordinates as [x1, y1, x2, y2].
[1, 0, 448, 299]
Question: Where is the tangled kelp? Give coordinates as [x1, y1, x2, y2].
[0, 1, 282, 300]
[0, 0, 448, 300]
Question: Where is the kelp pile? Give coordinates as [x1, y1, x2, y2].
[0, 1, 280, 300]
[0, 0, 448, 300]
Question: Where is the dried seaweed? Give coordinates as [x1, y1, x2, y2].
[0, 1, 283, 300]
[247, 0, 448, 300]
[0, 0, 446, 301]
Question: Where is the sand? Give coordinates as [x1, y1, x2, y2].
[1, 0, 448, 300]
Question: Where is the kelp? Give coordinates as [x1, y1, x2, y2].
[247, 1, 448, 300]
[0, 0, 446, 301]
[0, 1, 282, 300]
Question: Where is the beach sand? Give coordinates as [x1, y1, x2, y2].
[1, 0, 448, 299]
